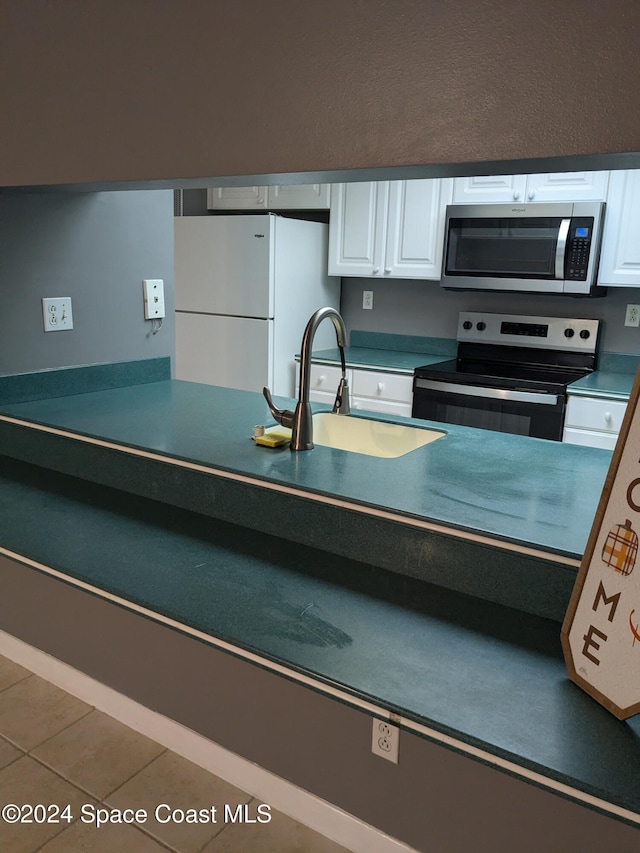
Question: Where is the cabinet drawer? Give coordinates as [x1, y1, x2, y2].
[563, 427, 619, 450]
[352, 397, 413, 418]
[308, 364, 348, 391]
[565, 396, 627, 433]
[351, 370, 413, 403]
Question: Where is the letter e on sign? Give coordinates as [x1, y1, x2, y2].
[561, 364, 640, 719]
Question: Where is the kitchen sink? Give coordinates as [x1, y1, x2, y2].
[311, 412, 445, 458]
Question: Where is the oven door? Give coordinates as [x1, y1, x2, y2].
[412, 378, 566, 441]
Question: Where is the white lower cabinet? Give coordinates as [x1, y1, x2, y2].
[563, 395, 627, 449]
[351, 369, 413, 416]
[303, 364, 413, 416]
[301, 364, 351, 406]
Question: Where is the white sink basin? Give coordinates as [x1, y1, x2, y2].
[311, 412, 445, 458]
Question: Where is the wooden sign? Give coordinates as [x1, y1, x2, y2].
[562, 366, 640, 720]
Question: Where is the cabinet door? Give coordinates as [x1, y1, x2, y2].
[525, 171, 609, 202]
[384, 179, 453, 279]
[267, 184, 330, 209]
[351, 369, 413, 403]
[599, 170, 640, 286]
[328, 182, 388, 276]
[452, 174, 527, 203]
[207, 186, 268, 209]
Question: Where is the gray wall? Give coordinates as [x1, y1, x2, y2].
[0, 191, 174, 375]
[341, 278, 640, 355]
[2, 1, 640, 189]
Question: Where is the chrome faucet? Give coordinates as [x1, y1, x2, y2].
[263, 306, 350, 450]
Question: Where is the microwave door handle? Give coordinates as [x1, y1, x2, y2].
[555, 218, 571, 279]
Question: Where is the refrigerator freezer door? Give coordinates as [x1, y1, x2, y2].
[175, 313, 273, 394]
[174, 215, 274, 318]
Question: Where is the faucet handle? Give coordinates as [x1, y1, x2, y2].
[263, 387, 295, 428]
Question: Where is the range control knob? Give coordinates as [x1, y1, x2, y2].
[580, 329, 591, 340]
[476, 321, 486, 331]
[564, 328, 575, 338]
[462, 320, 473, 330]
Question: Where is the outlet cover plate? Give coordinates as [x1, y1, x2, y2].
[143, 279, 165, 319]
[625, 304, 640, 328]
[371, 718, 399, 763]
[42, 297, 73, 332]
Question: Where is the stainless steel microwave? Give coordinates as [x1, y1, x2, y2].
[441, 201, 606, 295]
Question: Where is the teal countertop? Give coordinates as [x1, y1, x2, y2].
[311, 339, 639, 401]
[1, 455, 639, 822]
[0, 379, 611, 562]
[308, 346, 448, 374]
[304, 330, 457, 374]
[569, 371, 636, 400]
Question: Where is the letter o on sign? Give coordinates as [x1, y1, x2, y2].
[627, 478, 640, 512]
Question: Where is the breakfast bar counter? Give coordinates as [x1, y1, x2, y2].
[0, 359, 639, 846]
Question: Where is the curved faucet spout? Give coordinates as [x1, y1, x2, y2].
[298, 307, 348, 413]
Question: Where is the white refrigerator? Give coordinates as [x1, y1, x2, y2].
[174, 214, 341, 396]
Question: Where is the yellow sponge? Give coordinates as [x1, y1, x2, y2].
[253, 427, 292, 447]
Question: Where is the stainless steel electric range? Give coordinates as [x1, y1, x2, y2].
[412, 312, 600, 441]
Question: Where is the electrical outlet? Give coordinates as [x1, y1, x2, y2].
[362, 290, 373, 310]
[42, 297, 74, 332]
[371, 718, 399, 763]
[143, 279, 166, 319]
[625, 304, 640, 328]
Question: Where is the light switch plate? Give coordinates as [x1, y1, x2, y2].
[42, 297, 73, 332]
[143, 279, 165, 319]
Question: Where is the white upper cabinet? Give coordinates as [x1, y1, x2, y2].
[328, 182, 388, 277]
[328, 178, 453, 279]
[525, 171, 609, 202]
[207, 186, 268, 209]
[598, 170, 640, 287]
[266, 184, 330, 209]
[207, 184, 330, 210]
[453, 171, 609, 204]
[452, 174, 528, 203]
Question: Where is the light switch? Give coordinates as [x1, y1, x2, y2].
[42, 297, 73, 332]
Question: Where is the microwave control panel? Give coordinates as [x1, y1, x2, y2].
[566, 218, 594, 281]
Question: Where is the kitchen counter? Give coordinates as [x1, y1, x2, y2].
[303, 330, 457, 374]
[0, 378, 609, 561]
[0, 359, 615, 622]
[1, 454, 639, 828]
[307, 346, 448, 374]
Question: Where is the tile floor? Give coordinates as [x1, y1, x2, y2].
[0, 654, 352, 853]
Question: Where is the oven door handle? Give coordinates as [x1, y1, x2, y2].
[414, 378, 559, 406]
[555, 218, 571, 279]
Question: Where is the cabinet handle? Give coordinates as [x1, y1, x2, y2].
[605, 412, 612, 423]
[257, 197, 264, 204]
[384, 267, 392, 274]
[372, 266, 380, 274]
[528, 190, 535, 200]
[377, 382, 385, 393]
[317, 375, 326, 385]
[513, 191, 520, 200]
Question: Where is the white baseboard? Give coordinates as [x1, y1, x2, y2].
[0, 629, 419, 853]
